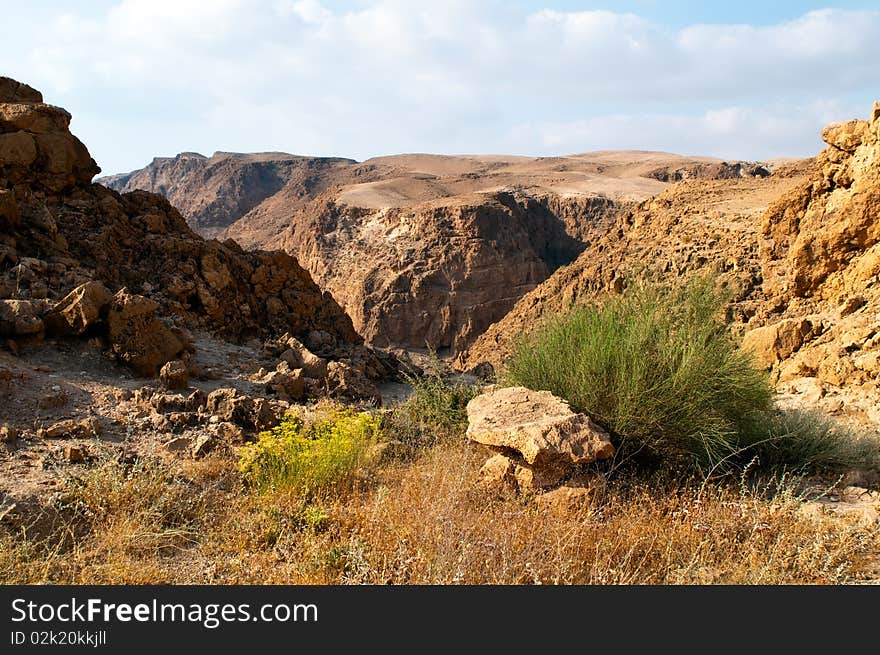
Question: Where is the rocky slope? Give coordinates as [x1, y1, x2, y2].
[0, 76, 401, 397]
[269, 190, 620, 352]
[463, 103, 880, 427]
[746, 102, 880, 424]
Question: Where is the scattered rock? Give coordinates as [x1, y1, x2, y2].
[191, 433, 216, 459]
[214, 421, 245, 443]
[205, 388, 284, 431]
[741, 318, 812, 369]
[44, 281, 112, 336]
[0, 424, 19, 443]
[107, 289, 184, 377]
[279, 336, 328, 379]
[326, 360, 382, 404]
[0, 299, 46, 338]
[38, 417, 100, 440]
[258, 365, 305, 400]
[63, 445, 86, 463]
[149, 392, 190, 414]
[159, 359, 189, 390]
[839, 295, 867, 317]
[163, 436, 191, 453]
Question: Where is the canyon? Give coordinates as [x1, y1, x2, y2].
[104, 149, 776, 354]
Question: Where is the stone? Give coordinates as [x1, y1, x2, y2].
[0, 77, 43, 103]
[820, 119, 870, 153]
[466, 386, 614, 470]
[252, 398, 287, 431]
[854, 352, 880, 375]
[149, 392, 189, 414]
[512, 460, 566, 492]
[205, 388, 284, 430]
[279, 337, 328, 379]
[0, 424, 19, 443]
[191, 433, 216, 459]
[479, 454, 518, 492]
[326, 361, 382, 404]
[159, 359, 189, 390]
[839, 295, 867, 317]
[214, 421, 245, 443]
[63, 445, 86, 463]
[163, 437, 191, 453]
[0, 300, 45, 338]
[38, 417, 100, 440]
[107, 289, 184, 377]
[534, 485, 593, 514]
[259, 367, 305, 400]
[741, 318, 812, 369]
[185, 389, 207, 411]
[45, 281, 112, 336]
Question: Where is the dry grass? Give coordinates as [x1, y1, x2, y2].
[2, 441, 878, 585]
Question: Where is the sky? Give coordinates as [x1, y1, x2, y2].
[2, 1, 879, 175]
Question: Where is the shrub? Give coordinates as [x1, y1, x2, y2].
[384, 370, 477, 452]
[238, 407, 381, 495]
[505, 277, 774, 471]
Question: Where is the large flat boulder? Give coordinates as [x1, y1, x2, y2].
[466, 386, 614, 470]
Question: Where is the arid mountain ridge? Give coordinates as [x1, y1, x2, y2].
[103, 148, 777, 353]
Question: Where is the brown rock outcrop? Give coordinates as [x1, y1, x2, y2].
[271, 192, 618, 354]
[106, 290, 184, 377]
[761, 103, 880, 302]
[0, 77, 366, 380]
[111, 146, 773, 356]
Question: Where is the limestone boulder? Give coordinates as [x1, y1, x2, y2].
[466, 386, 614, 470]
[45, 281, 113, 336]
[0, 299, 47, 337]
[159, 359, 189, 390]
[107, 289, 184, 377]
[741, 318, 812, 369]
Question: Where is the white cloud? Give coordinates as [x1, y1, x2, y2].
[2, 1, 878, 173]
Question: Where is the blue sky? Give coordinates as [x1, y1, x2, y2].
[2, 1, 879, 174]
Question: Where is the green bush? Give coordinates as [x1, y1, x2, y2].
[238, 407, 380, 495]
[384, 370, 477, 452]
[505, 277, 774, 471]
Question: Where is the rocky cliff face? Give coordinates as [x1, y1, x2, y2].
[270, 191, 622, 353]
[101, 151, 357, 238]
[0, 77, 365, 371]
[741, 102, 880, 423]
